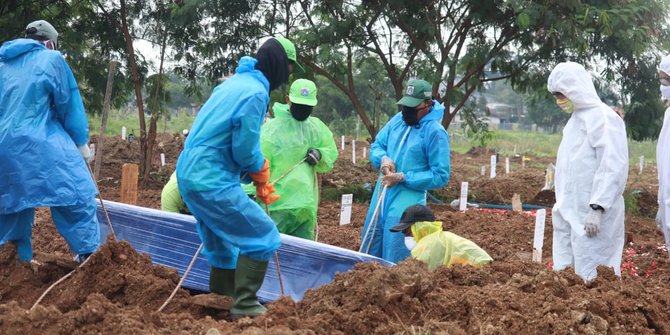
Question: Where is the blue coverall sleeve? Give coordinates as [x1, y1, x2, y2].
[403, 128, 451, 191]
[232, 94, 267, 173]
[50, 54, 89, 146]
[370, 122, 392, 171]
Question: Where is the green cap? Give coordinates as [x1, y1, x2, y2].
[397, 79, 433, 107]
[274, 36, 305, 74]
[289, 79, 318, 106]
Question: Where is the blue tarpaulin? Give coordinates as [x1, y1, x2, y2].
[96, 200, 394, 302]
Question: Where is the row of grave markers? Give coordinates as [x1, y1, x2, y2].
[341, 135, 368, 165]
[483, 155, 517, 178]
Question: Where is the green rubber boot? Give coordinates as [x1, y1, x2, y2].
[209, 266, 235, 298]
[230, 255, 269, 318]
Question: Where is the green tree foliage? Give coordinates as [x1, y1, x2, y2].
[279, 0, 669, 137]
[622, 54, 666, 140]
[0, 0, 135, 115]
[169, 0, 261, 98]
[524, 93, 570, 133]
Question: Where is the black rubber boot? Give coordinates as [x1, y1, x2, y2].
[209, 266, 235, 297]
[230, 255, 269, 318]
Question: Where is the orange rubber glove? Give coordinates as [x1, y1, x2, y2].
[256, 183, 280, 205]
[250, 159, 271, 185]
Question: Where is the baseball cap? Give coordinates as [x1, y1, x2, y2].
[25, 20, 59, 48]
[397, 79, 433, 107]
[389, 205, 437, 232]
[289, 79, 318, 106]
[274, 36, 305, 74]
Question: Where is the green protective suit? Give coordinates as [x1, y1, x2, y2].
[410, 221, 493, 270]
[161, 172, 190, 214]
[260, 103, 338, 239]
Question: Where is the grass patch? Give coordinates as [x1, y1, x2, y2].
[88, 112, 196, 136]
[321, 185, 373, 203]
[450, 128, 657, 162]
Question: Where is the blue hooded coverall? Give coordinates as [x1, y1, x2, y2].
[176, 56, 281, 269]
[0, 39, 100, 261]
[360, 101, 451, 263]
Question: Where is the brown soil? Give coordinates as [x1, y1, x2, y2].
[322, 139, 378, 188]
[3, 135, 670, 334]
[528, 189, 556, 207]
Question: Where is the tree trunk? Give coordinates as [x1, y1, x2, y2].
[119, 0, 147, 177]
[144, 29, 168, 181]
[93, 60, 117, 180]
[442, 108, 456, 130]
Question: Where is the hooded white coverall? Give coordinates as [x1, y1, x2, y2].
[657, 55, 670, 254]
[547, 62, 629, 281]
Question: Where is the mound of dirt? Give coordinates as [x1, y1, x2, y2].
[322, 140, 378, 188]
[0, 238, 235, 334]
[468, 169, 545, 205]
[527, 189, 556, 207]
[635, 189, 658, 218]
[253, 258, 670, 334]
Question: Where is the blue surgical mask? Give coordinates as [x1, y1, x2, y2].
[404, 236, 417, 250]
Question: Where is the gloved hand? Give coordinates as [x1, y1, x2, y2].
[380, 156, 395, 175]
[249, 159, 271, 185]
[584, 209, 603, 238]
[256, 183, 280, 205]
[78, 145, 92, 164]
[305, 148, 321, 166]
[656, 210, 663, 232]
[382, 172, 404, 188]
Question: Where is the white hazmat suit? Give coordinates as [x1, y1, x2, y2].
[657, 55, 670, 254]
[547, 62, 629, 281]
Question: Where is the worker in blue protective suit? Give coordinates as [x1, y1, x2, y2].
[360, 79, 451, 263]
[176, 36, 303, 318]
[0, 20, 99, 263]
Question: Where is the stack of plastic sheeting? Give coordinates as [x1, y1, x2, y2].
[96, 200, 394, 302]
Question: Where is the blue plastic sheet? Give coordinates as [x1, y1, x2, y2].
[96, 200, 394, 302]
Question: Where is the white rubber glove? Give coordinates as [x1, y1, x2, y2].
[656, 210, 663, 232]
[584, 209, 603, 238]
[78, 145, 92, 164]
[382, 172, 404, 188]
[380, 156, 395, 175]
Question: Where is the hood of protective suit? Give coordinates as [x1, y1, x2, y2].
[419, 100, 445, 125]
[0, 39, 45, 61]
[547, 62, 602, 109]
[410, 221, 442, 242]
[272, 102, 292, 118]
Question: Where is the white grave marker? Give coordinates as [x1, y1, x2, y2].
[505, 157, 510, 175]
[160, 153, 166, 167]
[90, 143, 96, 161]
[363, 147, 367, 159]
[459, 182, 469, 212]
[121, 126, 127, 140]
[639, 155, 644, 175]
[532, 209, 547, 263]
[489, 155, 497, 179]
[352, 140, 356, 164]
[339, 194, 353, 225]
[481, 166, 486, 176]
[341, 136, 345, 150]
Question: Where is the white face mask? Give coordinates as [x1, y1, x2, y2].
[660, 85, 670, 100]
[404, 236, 417, 250]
